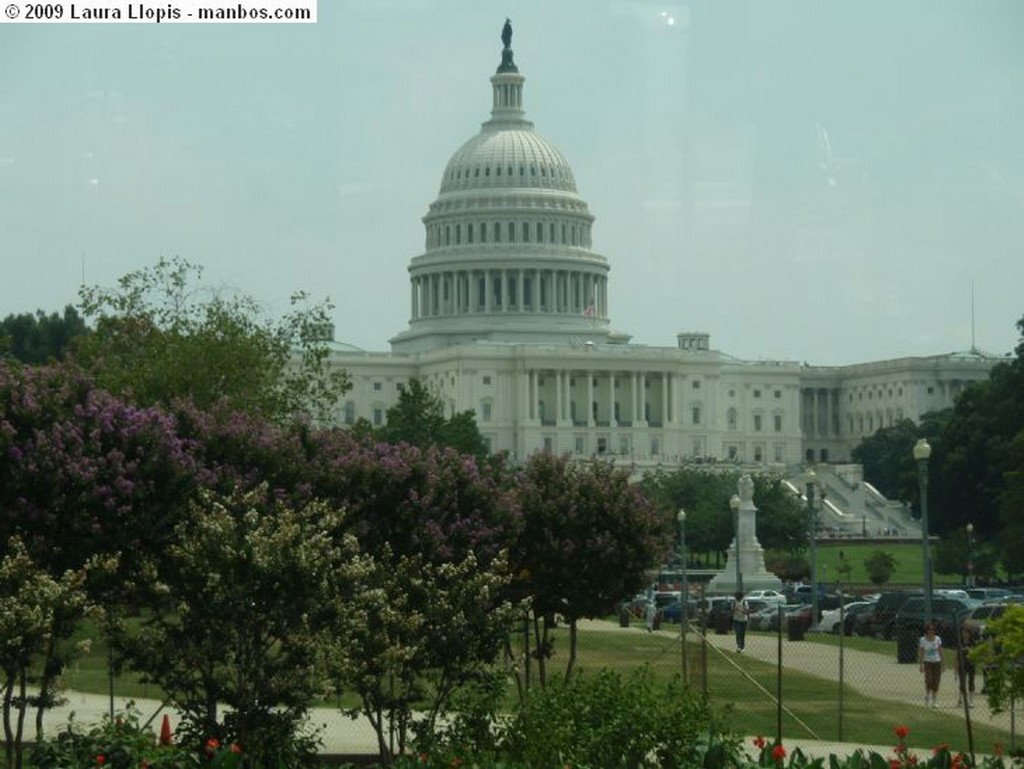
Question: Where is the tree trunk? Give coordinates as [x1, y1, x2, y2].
[564, 620, 578, 683]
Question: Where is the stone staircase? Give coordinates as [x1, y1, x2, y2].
[783, 464, 922, 540]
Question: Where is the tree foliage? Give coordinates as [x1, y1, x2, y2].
[378, 378, 488, 460]
[850, 418, 922, 504]
[0, 360, 195, 576]
[931, 320, 1024, 559]
[971, 605, 1024, 714]
[75, 256, 348, 424]
[864, 550, 896, 586]
[0, 306, 87, 364]
[119, 486, 356, 767]
[639, 467, 808, 563]
[511, 453, 665, 686]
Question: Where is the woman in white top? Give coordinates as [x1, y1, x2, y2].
[918, 622, 943, 707]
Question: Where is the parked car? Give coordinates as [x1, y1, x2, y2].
[963, 603, 1010, 638]
[892, 596, 975, 647]
[748, 603, 782, 632]
[816, 600, 876, 634]
[701, 596, 736, 633]
[856, 590, 920, 639]
[660, 595, 699, 623]
[967, 587, 1014, 602]
[745, 589, 787, 606]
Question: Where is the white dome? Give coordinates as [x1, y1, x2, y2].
[439, 128, 578, 195]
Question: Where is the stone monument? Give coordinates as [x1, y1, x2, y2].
[707, 475, 783, 595]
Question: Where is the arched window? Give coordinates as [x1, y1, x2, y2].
[727, 407, 738, 430]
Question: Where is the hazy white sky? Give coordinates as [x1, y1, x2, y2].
[2, 1, 1022, 365]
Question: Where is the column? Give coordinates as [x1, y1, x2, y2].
[530, 369, 538, 421]
[484, 269, 492, 313]
[587, 369, 595, 426]
[608, 372, 617, 427]
[638, 372, 647, 426]
[662, 374, 670, 424]
[555, 370, 563, 423]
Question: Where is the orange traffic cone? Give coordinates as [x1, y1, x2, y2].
[159, 714, 173, 746]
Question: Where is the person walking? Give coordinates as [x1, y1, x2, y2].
[645, 599, 658, 633]
[732, 592, 750, 652]
[918, 622, 944, 707]
[956, 624, 977, 707]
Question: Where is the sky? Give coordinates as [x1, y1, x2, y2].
[1, 0, 1022, 365]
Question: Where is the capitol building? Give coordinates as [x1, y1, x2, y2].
[323, 29, 996, 491]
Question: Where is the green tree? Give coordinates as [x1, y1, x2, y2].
[931, 317, 1024, 547]
[118, 486, 357, 768]
[512, 453, 666, 687]
[972, 605, 1024, 713]
[864, 550, 897, 586]
[0, 539, 93, 769]
[639, 468, 808, 565]
[378, 378, 488, 459]
[76, 256, 348, 424]
[0, 306, 88, 363]
[851, 418, 921, 503]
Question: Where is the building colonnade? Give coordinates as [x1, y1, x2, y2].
[410, 267, 608, 319]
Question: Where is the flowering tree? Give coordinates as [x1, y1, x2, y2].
[0, 539, 94, 769]
[308, 436, 519, 764]
[511, 453, 666, 687]
[117, 486, 362, 767]
[0, 360, 195, 573]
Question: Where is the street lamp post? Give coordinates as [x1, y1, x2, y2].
[677, 509, 688, 682]
[730, 493, 742, 594]
[966, 522, 975, 588]
[914, 438, 933, 625]
[803, 468, 819, 628]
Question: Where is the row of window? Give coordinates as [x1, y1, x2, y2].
[726, 409, 785, 433]
[429, 220, 591, 249]
[728, 388, 783, 399]
[447, 162, 570, 183]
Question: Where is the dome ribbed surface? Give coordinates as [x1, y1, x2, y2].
[439, 129, 578, 194]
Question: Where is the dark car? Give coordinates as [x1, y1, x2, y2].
[963, 603, 1010, 639]
[857, 590, 920, 639]
[892, 596, 975, 648]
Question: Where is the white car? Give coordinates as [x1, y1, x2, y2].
[744, 589, 787, 605]
[816, 601, 876, 634]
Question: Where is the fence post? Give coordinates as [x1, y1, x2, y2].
[776, 603, 783, 745]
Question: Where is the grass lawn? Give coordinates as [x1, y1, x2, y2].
[60, 621, 1007, 756]
[815, 541, 964, 589]
[545, 625, 1009, 754]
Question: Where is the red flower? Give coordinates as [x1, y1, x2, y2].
[753, 735, 767, 749]
[451, 758, 463, 768]
[894, 725, 909, 740]
[933, 743, 950, 755]
[418, 753, 428, 764]
[890, 760, 902, 769]
[96, 756, 106, 766]
[772, 744, 787, 762]
[229, 743, 242, 754]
